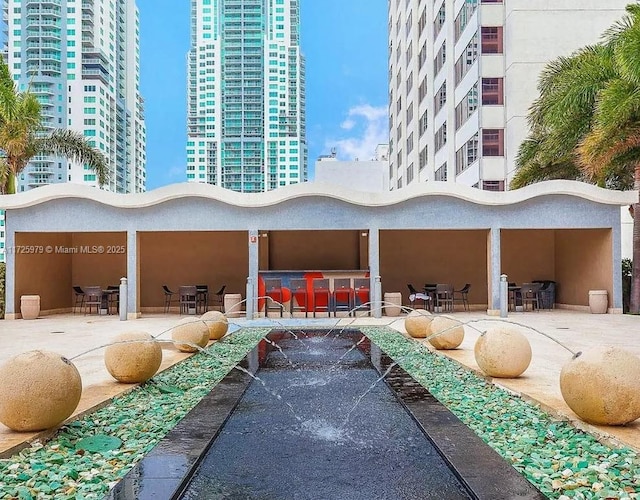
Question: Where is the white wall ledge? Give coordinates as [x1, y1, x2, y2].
[0, 179, 636, 210]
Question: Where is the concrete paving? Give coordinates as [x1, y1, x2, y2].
[0, 309, 638, 457]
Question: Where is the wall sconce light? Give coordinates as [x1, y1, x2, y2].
[361, 232, 368, 237]
[260, 233, 268, 238]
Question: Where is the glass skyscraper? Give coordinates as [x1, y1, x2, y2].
[3, 0, 147, 194]
[187, 0, 307, 192]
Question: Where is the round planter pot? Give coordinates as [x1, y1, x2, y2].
[20, 295, 41, 320]
[384, 292, 402, 317]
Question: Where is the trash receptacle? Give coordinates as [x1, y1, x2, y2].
[533, 280, 556, 309]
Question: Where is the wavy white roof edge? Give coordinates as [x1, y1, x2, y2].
[0, 180, 636, 209]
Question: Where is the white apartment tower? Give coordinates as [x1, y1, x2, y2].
[187, 0, 307, 192]
[3, 0, 147, 194]
[388, 0, 629, 191]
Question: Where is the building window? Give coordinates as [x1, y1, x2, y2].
[406, 71, 413, 95]
[481, 27, 503, 54]
[407, 132, 414, 153]
[455, 132, 479, 175]
[418, 75, 428, 103]
[435, 122, 447, 152]
[435, 162, 447, 181]
[482, 77, 504, 105]
[418, 7, 427, 36]
[455, 0, 478, 41]
[482, 129, 504, 156]
[434, 42, 446, 76]
[434, 81, 447, 114]
[482, 180, 505, 191]
[406, 103, 414, 124]
[455, 83, 479, 129]
[418, 42, 427, 70]
[434, 3, 446, 40]
[455, 32, 479, 84]
[419, 145, 428, 170]
[419, 109, 428, 136]
[407, 162, 414, 183]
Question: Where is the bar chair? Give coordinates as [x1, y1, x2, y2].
[212, 285, 226, 312]
[353, 278, 371, 315]
[106, 285, 120, 315]
[333, 278, 354, 316]
[289, 278, 308, 317]
[312, 278, 331, 317]
[264, 278, 284, 317]
[196, 284, 209, 314]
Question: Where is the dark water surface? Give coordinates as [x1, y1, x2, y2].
[181, 334, 471, 500]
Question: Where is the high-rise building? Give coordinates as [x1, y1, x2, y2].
[388, 0, 628, 191]
[187, 0, 307, 192]
[3, 0, 146, 194]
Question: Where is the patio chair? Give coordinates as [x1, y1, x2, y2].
[289, 278, 308, 317]
[73, 286, 86, 314]
[212, 285, 226, 312]
[84, 286, 103, 315]
[407, 284, 431, 310]
[353, 278, 371, 315]
[264, 278, 284, 317]
[434, 284, 454, 312]
[106, 285, 120, 315]
[453, 283, 471, 311]
[163, 285, 176, 313]
[196, 284, 209, 313]
[520, 282, 542, 311]
[179, 285, 198, 315]
[312, 278, 331, 317]
[333, 278, 354, 316]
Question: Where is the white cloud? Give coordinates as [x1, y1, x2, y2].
[325, 104, 388, 161]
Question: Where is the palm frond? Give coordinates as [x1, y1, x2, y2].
[612, 20, 640, 86]
[577, 126, 640, 179]
[37, 129, 109, 186]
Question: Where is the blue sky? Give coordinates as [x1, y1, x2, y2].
[137, 0, 388, 190]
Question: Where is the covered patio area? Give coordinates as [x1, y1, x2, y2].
[0, 180, 634, 318]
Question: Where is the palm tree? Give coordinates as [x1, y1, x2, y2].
[0, 57, 107, 194]
[511, 4, 640, 312]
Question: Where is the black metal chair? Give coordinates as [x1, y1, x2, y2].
[179, 285, 197, 315]
[520, 283, 542, 311]
[212, 285, 226, 312]
[196, 284, 209, 314]
[84, 286, 103, 315]
[407, 284, 431, 310]
[106, 285, 120, 315]
[453, 283, 471, 311]
[435, 284, 454, 312]
[73, 286, 86, 314]
[289, 278, 308, 317]
[162, 285, 176, 313]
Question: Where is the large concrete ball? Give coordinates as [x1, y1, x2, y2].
[104, 331, 162, 384]
[0, 350, 82, 432]
[474, 326, 532, 378]
[404, 310, 433, 338]
[171, 318, 209, 353]
[200, 311, 229, 340]
[428, 316, 464, 350]
[560, 347, 640, 425]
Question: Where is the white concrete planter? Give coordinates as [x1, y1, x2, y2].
[20, 295, 40, 320]
[588, 290, 608, 314]
[384, 292, 402, 317]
